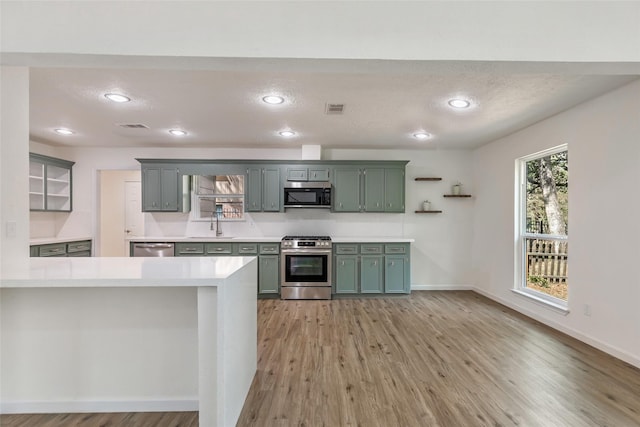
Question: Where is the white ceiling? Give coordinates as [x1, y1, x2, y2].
[28, 59, 638, 150]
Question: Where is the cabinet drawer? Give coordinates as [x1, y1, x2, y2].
[206, 243, 233, 255]
[67, 250, 91, 257]
[67, 240, 91, 253]
[335, 244, 359, 255]
[39, 243, 67, 257]
[360, 244, 383, 254]
[385, 244, 407, 254]
[176, 242, 205, 255]
[237, 243, 258, 254]
[259, 243, 280, 254]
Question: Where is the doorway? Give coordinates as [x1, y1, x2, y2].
[99, 170, 143, 256]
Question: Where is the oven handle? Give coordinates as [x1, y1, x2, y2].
[281, 249, 332, 255]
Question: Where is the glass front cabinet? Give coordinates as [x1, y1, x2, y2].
[29, 153, 74, 212]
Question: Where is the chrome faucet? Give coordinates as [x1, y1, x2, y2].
[210, 211, 223, 236]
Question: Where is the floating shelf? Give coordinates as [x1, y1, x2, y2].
[415, 210, 443, 214]
[415, 177, 442, 181]
[443, 194, 472, 198]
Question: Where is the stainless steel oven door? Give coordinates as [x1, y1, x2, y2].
[281, 249, 332, 287]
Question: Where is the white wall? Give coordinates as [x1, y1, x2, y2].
[0, 67, 29, 272]
[471, 79, 640, 367]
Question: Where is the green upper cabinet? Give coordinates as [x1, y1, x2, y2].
[263, 168, 281, 211]
[384, 168, 405, 212]
[363, 168, 385, 212]
[142, 166, 180, 212]
[246, 167, 263, 212]
[247, 166, 281, 212]
[29, 153, 74, 212]
[286, 166, 330, 182]
[363, 167, 404, 213]
[332, 168, 361, 212]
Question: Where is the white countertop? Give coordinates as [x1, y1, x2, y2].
[0, 256, 256, 288]
[127, 236, 415, 243]
[30, 236, 93, 245]
[126, 236, 282, 243]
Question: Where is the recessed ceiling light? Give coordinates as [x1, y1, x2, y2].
[413, 132, 432, 140]
[448, 98, 471, 109]
[169, 129, 187, 136]
[279, 130, 296, 137]
[54, 128, 75, 135]
[104, 93, 131, 103]
[263, 95, 284, 105]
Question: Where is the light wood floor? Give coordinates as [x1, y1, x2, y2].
[3, 291, 640, 426]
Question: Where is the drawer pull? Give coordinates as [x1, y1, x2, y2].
[183, 248, 199, 252]
[215, 248, 224, 251]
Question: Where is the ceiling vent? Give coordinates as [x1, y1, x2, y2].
[325, 103, 345, 115]
[117, 123, 149, 129]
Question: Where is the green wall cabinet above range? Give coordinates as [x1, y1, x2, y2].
[333, 242, 411, 295]
[286, 166, 330, 182]
[29, 153, 75, 212]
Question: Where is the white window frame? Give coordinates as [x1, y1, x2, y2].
[514, 144, 569, 311]
[190, 175, 246, 222]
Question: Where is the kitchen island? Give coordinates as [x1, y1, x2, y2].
[0, 256, 258, 427]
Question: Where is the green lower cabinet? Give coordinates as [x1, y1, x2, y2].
[384, 255, 410, 293]
[31, 240, 92, 257]
[258, 255, 280, 294]
[335, 255, 359, 294]
[360, 255, 384, 293]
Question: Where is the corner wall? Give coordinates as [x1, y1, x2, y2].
[471, 79, 640, 367]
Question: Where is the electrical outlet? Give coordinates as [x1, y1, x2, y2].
[583, 304, 591, 317]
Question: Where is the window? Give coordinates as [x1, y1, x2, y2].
[517, 146, 568, 305]
[192, 175, 245, 221]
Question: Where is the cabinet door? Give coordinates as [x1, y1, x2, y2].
[333, 168, 361, 212]
[160, 168, 179, 211]
[309, 168, 330, 181]
[263, 168, 281, 212]
[385, 255, 409, 293]
[335, 255, 358, 294]
[142, 167, 162, 211]
[287, 168, 308, 181]
[259, 255, 280, 294]
[363, 168, 384, 212]
[246, 167, 263, 212]
[360, 255, 383, 293]
[384, 168, 405, 212]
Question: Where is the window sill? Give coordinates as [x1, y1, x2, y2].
[511, 288, 570, 315]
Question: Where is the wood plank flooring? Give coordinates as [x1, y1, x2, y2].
[3, 291, 640, 426]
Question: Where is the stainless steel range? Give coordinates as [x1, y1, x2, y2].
[280, 236, 332, 300]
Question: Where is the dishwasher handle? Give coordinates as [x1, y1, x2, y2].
[134, 243, 174, 249]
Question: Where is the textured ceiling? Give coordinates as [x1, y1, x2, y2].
[28, 60, 638, 150]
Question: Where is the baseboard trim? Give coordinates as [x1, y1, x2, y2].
[0, 399, 198, 415]
[411, 284, 474, 291]
[472, 287, 640, 369]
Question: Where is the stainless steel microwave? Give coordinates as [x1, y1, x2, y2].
[283, 182, 332, 208]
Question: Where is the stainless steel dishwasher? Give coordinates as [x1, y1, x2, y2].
[132, 243, 175, 257]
